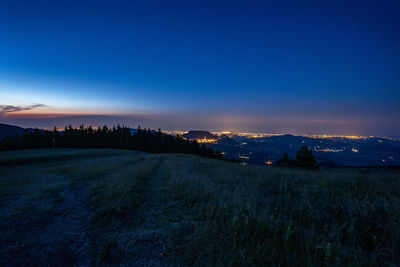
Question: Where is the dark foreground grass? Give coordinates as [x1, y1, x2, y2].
[0, 149, 163, 265]
[162, 157, 400, 266]
[0, 149, 399, 266]
[0, 148, 129, 166]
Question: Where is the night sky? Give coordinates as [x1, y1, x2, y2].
[1, 1, 399, 137]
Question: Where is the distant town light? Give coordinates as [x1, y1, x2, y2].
[195, 138, 218, 144]
[314, 148, 343, 152]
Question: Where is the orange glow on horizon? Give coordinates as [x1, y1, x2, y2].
[0, 108, 129, 118]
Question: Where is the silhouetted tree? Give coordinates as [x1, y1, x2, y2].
[295, 146, 318, 170]
[276, 147, 318, 170]
[276, 153, 294, 168]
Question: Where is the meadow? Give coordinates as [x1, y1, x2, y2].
[0, 149, 399, 266]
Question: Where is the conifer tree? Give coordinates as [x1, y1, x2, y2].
[295, 146, 318, 170]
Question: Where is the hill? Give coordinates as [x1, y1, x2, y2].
[206, 133, 400, 166]
[0, 123, 24, 139]
[182, 130, 216, 140]
[0, 149, 399, 266]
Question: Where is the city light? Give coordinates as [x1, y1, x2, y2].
[314, 148, 343, 152]
[194, 138, 218, 144]
[164, 131, 377, 140]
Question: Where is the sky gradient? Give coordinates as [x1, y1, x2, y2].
[1, 0, 399, 136]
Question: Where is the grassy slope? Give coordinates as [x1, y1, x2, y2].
[0, 149, 399, 266]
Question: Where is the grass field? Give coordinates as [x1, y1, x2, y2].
[0, 149, 399, 266]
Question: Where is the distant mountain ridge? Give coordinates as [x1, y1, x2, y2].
[0, 124, 24, 139]
[182, 130, 216, 140]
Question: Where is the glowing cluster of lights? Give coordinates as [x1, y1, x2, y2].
[194, 138, 218, 144]
[212, 131, 284, 138]
[314, 148, 344, 152]
[165, 131, 385, 141]
[211, 131, 376, 140]
[309, 134, 374, 139]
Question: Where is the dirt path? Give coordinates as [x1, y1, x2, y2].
[121, 157, 175, 266]
[0, 154, 177, 266]
[37, 186, 92, 265]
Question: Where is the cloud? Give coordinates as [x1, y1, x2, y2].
[0, 104, 49, 114]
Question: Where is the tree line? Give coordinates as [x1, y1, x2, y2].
[0, 125, 240, 162]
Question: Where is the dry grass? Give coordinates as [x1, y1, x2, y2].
[0, 149, 399, 266]
[162, 157, 400, 266]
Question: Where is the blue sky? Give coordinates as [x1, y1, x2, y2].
[0, 0, 399, 136]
